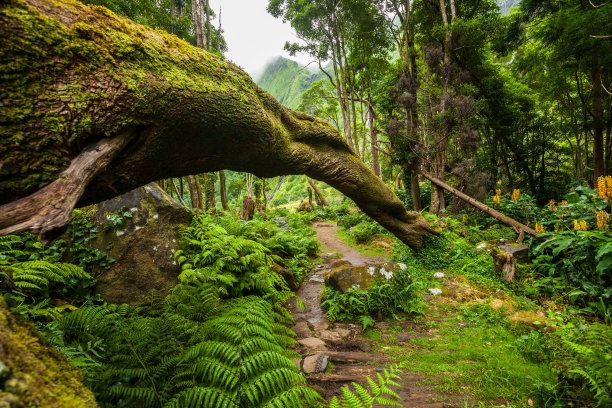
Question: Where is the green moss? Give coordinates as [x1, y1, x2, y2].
[0, 298, 98, 407]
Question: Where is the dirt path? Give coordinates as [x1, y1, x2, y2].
[287, 222, 451, 407]
[312, 221, 380, 265]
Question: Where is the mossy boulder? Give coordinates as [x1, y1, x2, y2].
[324, 262, 406, 293]
[87, 183, 193, 304]
[0, 298, 97, 407]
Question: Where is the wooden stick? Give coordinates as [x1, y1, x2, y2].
[416, 170, 540, 237]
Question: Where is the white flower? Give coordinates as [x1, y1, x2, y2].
[428, 288, 442, 296]
[433, 272, 445, 279]
[398, 263, 407, 270]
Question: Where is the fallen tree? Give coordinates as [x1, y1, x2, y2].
[417, 170, 539, 237]
[0, 0, 434, 247]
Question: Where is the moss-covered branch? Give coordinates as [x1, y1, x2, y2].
[0, 0, 434, 247]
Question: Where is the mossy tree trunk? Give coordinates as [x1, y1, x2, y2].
[0, 0, 434, 248]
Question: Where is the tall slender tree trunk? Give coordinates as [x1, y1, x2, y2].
[219, 170, 230, 211]
[592, 57, 604, 186]
[368, 95, 380, 177]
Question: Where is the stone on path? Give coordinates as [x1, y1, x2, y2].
[292, 321, 312, 338]
[298, 337, 327, 351]
[302, 354, 329, 374]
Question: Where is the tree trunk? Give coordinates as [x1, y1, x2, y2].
[204, 172, 215, 210]
[410, 169, 422, 212]
[592, 58, 605, 186]
[417, 170, 539, 237]
[0, 0, 435, 248]
[368, 95, 380, 177]
[0, 133, 133, 237]
[219, 170, 230, 211]
[239, 196, 254, 221]
[307, 178, 328, 206]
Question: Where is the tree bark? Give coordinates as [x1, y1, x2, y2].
[219, 170, 230, 211]
[417, 170, 539, 237]
[307, 178, 328, 206]
[0, 133, 133, 237]
[0, 0, 435, 248]
[592, 57, 605, 186]
[239, 196, 254, 221]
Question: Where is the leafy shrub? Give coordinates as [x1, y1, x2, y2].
[322, 269, 423, 324]
[351, 221, 377, 244]
[532, 230, 612, 319]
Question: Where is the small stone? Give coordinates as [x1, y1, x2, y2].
[311, 320, 330, 331]
[291, 321, 311, 338]
[298, 337, 327, 350]
[335, 328, 351, 339]
[349, 338, 373, 352]
[302, 354, 329, 374]
[318, 330, 342, 344]
[433, 272, 445, 278]
[309, 276, 325, 283]
[396, 332, 415, 342]
[428, 288, 442, 296]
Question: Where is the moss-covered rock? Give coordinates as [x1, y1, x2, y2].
[86, 183, 193, 304]
[0, 298, 97, 407]
[324, 262, 406, 293]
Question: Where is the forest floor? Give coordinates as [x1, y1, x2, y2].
[286, 222, 552, 408]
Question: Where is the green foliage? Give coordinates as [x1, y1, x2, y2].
[551, 323, 612, 406]
[533, 230, 612, 319]
[337, 212, 387, 244]
[0, 235, 96, 319]
[322, 269, 423, 324]
[327, 365, 403, 408]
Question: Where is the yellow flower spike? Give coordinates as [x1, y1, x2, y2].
[535, 223, 545, 233]
[573, 219, 580, 230]
[493, 194, 501, 204]
[580, 220, 588, 231]
[511, 189, 520, 203]
[548, 200, 556, 212]
[560, 200, 568, 206]
[596, 210, 610, 230]
[496, 189, 502, 196]
[462, 214, 468, 224]
[597, 175, 612, 201]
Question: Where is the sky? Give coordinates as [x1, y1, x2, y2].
[208, 0, 313, 80]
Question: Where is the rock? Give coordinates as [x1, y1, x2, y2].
[302, 354, 329, 374]
[396, 332, 416, 342]
[328, 259, 352, 269]
[335, 327, 351, 338]
[272, 263, 298, 291]
[298, 337, 327, 351]
[0, 298, 97, 407]
[508, 310, 544, 327]
[348, 338, 373, 352]
[311, 320, 330, 331]
[325, 261, 405, 293]
[318, 330, 343, 344]
[292, 321, 312, 338]
[309, 275, 325, 284]
[85, 183, 194, 305]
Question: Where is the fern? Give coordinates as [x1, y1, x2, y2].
[327, 365, 404, 407]
[555, 323, 612, 406]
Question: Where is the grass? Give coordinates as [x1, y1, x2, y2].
[335, 228, 393, 258]
[375, 300, 557, 407]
